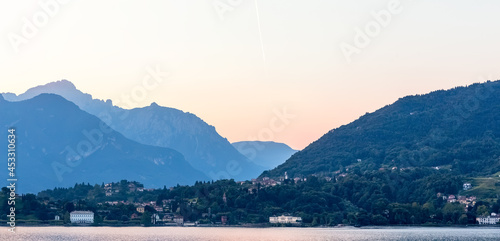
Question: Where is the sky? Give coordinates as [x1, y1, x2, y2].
[1, 0, 499, 150]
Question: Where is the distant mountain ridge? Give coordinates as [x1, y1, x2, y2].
[232, 141, 298, 170]
[0, 94, 207, 193]
[2, 80, 263, 181]
[264, 80, 500, 178]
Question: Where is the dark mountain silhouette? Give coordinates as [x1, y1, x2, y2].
[2, 80, 263, 181]
[0, 94, 207, 193]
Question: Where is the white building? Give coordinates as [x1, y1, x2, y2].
[463, 183, 472, 190]
[477, 213, 500, 225]
[151, 214, 160, 224]
[70, 211, 94, 224]
[174, 216, 184, 225]
[269, 215, 302, 224]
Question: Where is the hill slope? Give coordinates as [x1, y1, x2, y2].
[2, 80, 262, 181]
[0, 94, 207, 193]
[264, 81, 500, 178]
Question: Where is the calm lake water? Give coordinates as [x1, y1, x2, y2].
[2, 227, 499, 241]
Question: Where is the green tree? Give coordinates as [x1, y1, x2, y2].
[141, 211, 152, 226]
[442, 203, 464, 224]
[63, 212, 70, 224]
[458, 214, 468, 224]
[64, 202, 75, 213]
[355, 210, 370, 226]
[371, 214, 388, 225]
[311, 217, 319, 227]
[476, 205, 490, 216]
[94, 214, 103, 225]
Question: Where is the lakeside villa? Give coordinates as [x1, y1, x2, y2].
[476, 213, 500, 225]
[70, 211, 94, 224]
[269, 215, 302, 224]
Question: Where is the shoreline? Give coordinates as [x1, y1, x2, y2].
[2, 223, 499, 229]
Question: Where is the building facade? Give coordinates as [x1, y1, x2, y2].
[136, 207, 145, 213]
[269, 215, 302, 224]
[477, 214, 500, 225]
[174, 215, 184, 225]
[70, 211, 94, 224]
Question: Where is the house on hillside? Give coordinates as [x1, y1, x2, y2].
[463, 183, 472, 190]
[128, 183, 136, 192]
[162, 213, 174, 222]
[174, 215, 184, 225]
[136, 207, 145, 213]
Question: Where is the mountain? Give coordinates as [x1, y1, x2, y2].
[2, 80, 263, 181]
[232, 141, 298, 170]
[263, 81, 500, 178]
[0, 94, 207, 193]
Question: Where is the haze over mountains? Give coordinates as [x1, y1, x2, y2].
[4, 80, 499, 226]
[2, 80, 268, 181]
[264, 81, 500, 179]
[0, 94, 207, 193]
[232, 141, 297, 170]
[6, 79, 498, 197]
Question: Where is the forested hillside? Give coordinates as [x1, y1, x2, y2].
[265, 81, 500, 179]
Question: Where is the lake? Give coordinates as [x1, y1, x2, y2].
[2, 227, 499, 241]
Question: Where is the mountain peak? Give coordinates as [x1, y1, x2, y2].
[5, 80, 265, 181]
[1, 79, 82, 102]
[32, 93, 67, 100]
[30, 93, 78, 108]
[45, 79, 77, 90]
[0, 94, 208, 193]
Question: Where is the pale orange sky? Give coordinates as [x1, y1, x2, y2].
[1, 1, 500, 150]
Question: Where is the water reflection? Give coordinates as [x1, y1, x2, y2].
[3, 227, 500, 241]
